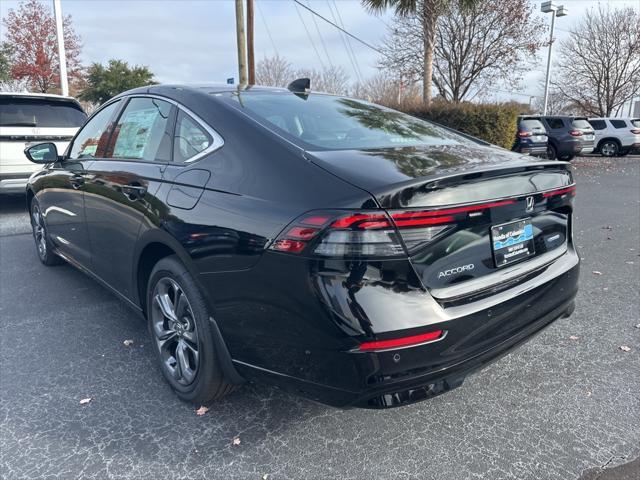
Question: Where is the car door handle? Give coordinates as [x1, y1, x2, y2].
[122, 184, 147, 200]
[70, 174, 85, 189]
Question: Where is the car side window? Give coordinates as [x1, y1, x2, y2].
[68, 100, 120, 159]
[589, 120, 606, 130]
[547, 118, 565, 129]
[173, 111, 212, 163]
[610, 120, 627, 129]
[109, 97, 173, 162]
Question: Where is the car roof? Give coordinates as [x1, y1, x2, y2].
[589, 117, 636, 121]
[0, 91, 79, 101]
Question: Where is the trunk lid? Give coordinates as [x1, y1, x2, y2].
[308, 144, 574, 303]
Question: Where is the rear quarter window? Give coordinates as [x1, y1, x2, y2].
[572, 119, 592, 129]
[0, 97, 86, 127]
[519, 119, 545, 130]
[546, 118, 565, 129]
[610, 120, 627, 129]
[589, 120, 607, 130]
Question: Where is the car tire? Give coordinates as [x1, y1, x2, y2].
[546, 144, 557, 160]
[600, 140, 619, 157]
[30, 197, 63, 266]
[559, 155, 574, 161]
[146, 255, 234, 405]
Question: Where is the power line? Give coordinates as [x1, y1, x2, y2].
[305, 0, 333, 67]
[256, 0, 278, 55]
[332, 0, 364, 81]
[294, 1, 327, 70]
[292, 0, 384, 56]
[327, 0, 362, 82]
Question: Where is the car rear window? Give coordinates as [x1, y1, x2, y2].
[572, 119, 592, 130]
[520, 119, 545, 130]
[228, 91, 468, 150]
[631, 119, 640, 128]
[0, 97, 86, 128]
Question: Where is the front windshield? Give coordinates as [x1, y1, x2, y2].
[228, 91, 469, 150]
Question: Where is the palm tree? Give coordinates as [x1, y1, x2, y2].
[362, 0, 476, 107]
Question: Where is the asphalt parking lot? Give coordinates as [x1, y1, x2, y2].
[1, 156, 638, 480]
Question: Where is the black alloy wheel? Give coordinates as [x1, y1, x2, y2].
[30, 198, 63, 266]
[146, 255, 234, 403]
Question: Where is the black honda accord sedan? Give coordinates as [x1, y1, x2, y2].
[24, 84, 579, 408]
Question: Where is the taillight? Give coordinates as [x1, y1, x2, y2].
[518, 131, 532, 138]
[569, 130, 583, 137]
[268, 200, 517, 258]
[631, 129, 640, 134]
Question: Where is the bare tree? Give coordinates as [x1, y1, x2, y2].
[295, 65, 349, 95]
[352, 71, 421, 107]
[532, 90, 574, 115]
[552, 6, 640, 117]
[255, 54, 294, 87]
[379, 0, 545, 102]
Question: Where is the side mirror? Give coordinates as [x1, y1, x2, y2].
[24, 142, 59, 164]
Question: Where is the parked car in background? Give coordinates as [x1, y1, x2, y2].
[23, 84, 579, 409]
[512, 116, 548, 155]
[540, 116, 595, 161]
[588, 117, 640, 157]
[0, 92, 86, 194]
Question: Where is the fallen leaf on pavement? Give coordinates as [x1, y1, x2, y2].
[79, 397, 92, 405]
[123, 339, 134, 346]
[232, 437, 241, 446]
[569, 335, 579, 341]
[592, 271, 603, 275]
[619, 346, 631, 352]
[625, 261, 634, 265]
[635, 324, 640, 329]
[195, 406, 209, 416]
[262, 475, 269, 480]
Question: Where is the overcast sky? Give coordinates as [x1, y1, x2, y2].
[1, 0, 639, 103]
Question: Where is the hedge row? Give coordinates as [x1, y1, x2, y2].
[400, 101, 522, 150]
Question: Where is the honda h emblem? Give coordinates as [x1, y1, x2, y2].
[525, 196, 535, 213]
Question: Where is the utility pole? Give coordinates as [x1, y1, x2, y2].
[246, 0, 255, 85]
[52, 0, 69, 96]
[235, 0, 248, 85]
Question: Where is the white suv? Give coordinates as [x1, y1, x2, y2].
[588, 117, 640, 157]
[0, 92, 86, 193]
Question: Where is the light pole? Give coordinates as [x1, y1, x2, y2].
[541, 2, 567, 115]
[52, 0, 68, 96]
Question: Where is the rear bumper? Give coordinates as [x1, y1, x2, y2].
[516, 144, 547, 155]
[228, 249, 580, 408]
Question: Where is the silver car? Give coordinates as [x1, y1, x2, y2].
[0, 92, 86, 194]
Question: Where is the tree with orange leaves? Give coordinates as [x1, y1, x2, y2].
[2, 0, 82, 93]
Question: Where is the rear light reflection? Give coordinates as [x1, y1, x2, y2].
[543, 185, 576, 198]
[358, 330, 445, 352]
[270, 239, 307, 253]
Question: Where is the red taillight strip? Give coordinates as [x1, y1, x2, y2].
[542, 185, 576, 198]
[392, 216, 455, 227]
[331, 213, 387, 228]
[391, 199, 516, 220]
[357, 330, 445, 352]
